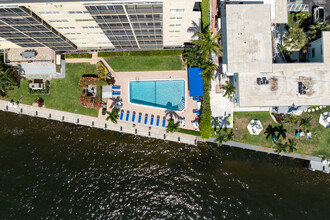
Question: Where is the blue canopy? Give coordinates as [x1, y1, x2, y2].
[188, 67, 203, 97]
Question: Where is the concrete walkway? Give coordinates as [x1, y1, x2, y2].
[0, 100, 202, 146]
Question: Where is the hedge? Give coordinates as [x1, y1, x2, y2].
[201, 0, 210, 29]
[199, 77, 212, 139]
[65, 53, 92, 59]
[29, 80, 50, 95]
[98, 49, 183, 57]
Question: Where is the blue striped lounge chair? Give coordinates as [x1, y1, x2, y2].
[193, 97, 201, 101]
[138, 113, 142, 123]
[132, 111, 136, 122]
[193, 110, 201, 114]
[156, 116, 160, 126]
[162, 117, 166, 127]
[144, 114, 148, 124]
[125, 111, 130, 121]
[120, 110, 124, 120]
[112, 85, 120, 90]
[150, 115, 154, 125]
[112, 91, 120, 95]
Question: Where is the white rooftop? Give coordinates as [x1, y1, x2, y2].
[19, 62, 56, 75]
[226, 4, 273, 73]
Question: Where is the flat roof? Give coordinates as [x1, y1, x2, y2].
[238, 64, 330, 106]
[273, 0, 288, 24]
[226, 4, 273, 73]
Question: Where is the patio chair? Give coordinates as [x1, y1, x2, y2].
[150, 114, 154, 125]
[180, 118, 185, 127]
[138, 113, 142, 123]
[257, 77, 262, 85]
[132, 111, 136, 122]
[112, 85, 120, 90]
[125, 111, 130, 121]
[156, 116, 160, 126]
[193, 110, 201, 114]
[262, 77, 267, 84]
[144, 114, 148, 124]
[162, 117, 166, 127]
[193, 97, 201, 101]
[113, 91, 120, 95]
[120, 110, 124, 120]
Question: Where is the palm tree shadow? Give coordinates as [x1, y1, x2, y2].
[187, 20, 202, 39]
[276, 124, 287, 139]
[109, 96, 122, 108]
[165, 109, 179, 119]
[264, 125, 276, 140]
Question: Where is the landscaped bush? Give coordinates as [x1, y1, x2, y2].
[78, 77, 99, 88]
[199, 78, 212, 139]
[98, 49, 183, 57]
[33, 97, 44, 107]
[80, 93, 101, 109]
[65, 53, 92, 59]
[96, 61, 109, 80]
[201, 0, 210, 29]
[29, 80, 50, 95]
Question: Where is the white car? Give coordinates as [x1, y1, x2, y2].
[313, 6, 325, 23]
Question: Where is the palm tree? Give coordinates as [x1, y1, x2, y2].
[287, 139, 297, 153]
[201, 61, 217, 81]
[299, 116, 311, 130]
[221, 81, 236, 99]
[283, 28, 308, 50]
[274, 141, 287, 153]
[106, 108, 119, 123]
[182, 47, 203, 68]
[193, 28, 222, 62]
[294, 12, 310, 27]
[275, 125, 287, 139]
[215, 128, 234, 146]
[166, 118, 180, 133]
[308, 22, 330, 41]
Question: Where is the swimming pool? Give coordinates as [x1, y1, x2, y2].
[129, 80, 185, 111]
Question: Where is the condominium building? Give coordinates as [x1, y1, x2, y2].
[0, 0, 201, 51]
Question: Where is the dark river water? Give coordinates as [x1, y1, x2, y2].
[0, 111, 329, 219]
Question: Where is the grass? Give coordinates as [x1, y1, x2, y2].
[4, 63, 107, 117]
[106, 56, 184, 72]
[232, 108, 330, 157]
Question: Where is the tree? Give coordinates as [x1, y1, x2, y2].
[294, 12, 309, 27]
[283, 28, 308, 50]
[0, 68, 16, 97]
[106, 108, 119, 124]
[275, 124, 287, 139]
[215, 129, 234, 146]
[274, 141, 287, 153]
[193, 28, 222, 62]
[221, 81, 236, 99]
[182, 47, 204, 68]
[166, 118, 180, 133]
[299, 116, 311, 130]
[287, 139, 297, 153]
[201, 60, 217, 81]
[308, 22, 330, 41]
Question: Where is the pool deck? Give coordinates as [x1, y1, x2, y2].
[98, 70, 200, 131]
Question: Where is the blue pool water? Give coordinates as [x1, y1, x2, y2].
[130, 80, 185, 111]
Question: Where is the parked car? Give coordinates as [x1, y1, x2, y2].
[313, 6, 325, 23]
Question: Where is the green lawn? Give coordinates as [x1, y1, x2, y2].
[106, 56, 184, 72]
[232, 108, 330, 157]
[4, 63, 106, 117]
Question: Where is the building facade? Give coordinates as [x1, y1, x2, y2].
[0, 0, 201, 51]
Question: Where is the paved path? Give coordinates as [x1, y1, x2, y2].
[0, 100, 202, 146]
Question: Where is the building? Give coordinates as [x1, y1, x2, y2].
[221, 1, 330, 110]
[0, 0, 201, 51]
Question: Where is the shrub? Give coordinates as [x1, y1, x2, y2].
[78, 77, 99, 88]
[96, 61, 109, 80]
[201, 0, 210, 29]
[93, 97, 101, 110]
[80, 93, 93, 108]
[199, 85, 212, 139]
[34, 97, 44, 107]
[65, 53, 92, 59]
[98, 49, 183, 57]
